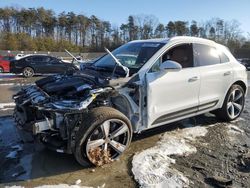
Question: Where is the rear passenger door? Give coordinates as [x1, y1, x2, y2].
[193, 43, 233, 111]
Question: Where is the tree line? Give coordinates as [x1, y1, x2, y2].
[0, 7, 249, 54]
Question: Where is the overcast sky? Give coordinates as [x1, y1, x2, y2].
[1, 0, 249, 36]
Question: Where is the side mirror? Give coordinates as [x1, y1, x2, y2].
[160, 60, 182, 71]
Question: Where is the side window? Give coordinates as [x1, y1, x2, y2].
[149, 43, 194, 72]
[32, 56, 43, 62]
[193, 44, 220, 66]
[150, 58, 162, 72]
[31, 56, 51, 63]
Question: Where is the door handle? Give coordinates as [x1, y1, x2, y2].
[224, 71, 231, 76]
[188, 76, 199, 82]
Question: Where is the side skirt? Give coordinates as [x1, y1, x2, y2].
[152, 100, 218, 125]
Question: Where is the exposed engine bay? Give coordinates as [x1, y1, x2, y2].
[13, 70, 141, 154]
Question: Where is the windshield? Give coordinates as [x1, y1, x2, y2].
[94, 42, 165, 71]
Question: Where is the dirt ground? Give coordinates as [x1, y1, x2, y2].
[0, 73, 250, 188]
[172, 102, 250, 187]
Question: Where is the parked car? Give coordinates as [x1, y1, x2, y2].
[0, 55, 15, 73]
[13, 37, 248, 166]
[238, 58, 250, 70]
[10, 54, 79, 77]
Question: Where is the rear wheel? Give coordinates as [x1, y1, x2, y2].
[0, 66, 3, 73]
[23, 67, 34, 78]
[74, 107, 132, 166]
[215, 85, 245, 121]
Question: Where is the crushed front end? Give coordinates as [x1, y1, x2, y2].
[13, 73, 115, 154]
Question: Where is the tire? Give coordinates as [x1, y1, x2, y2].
[215, 84, 245, 121]
[23, 67, 34, 78]
[74, 106, 132, 167]
[0, 66, 3, 73]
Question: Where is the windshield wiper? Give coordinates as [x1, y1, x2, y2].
[104, 47, 129, 77]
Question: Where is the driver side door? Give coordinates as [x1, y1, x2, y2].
[145, 43, 201, 128]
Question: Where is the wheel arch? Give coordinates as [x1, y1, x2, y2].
[111, 94, 138, 131]
[215, 82, 246, 121]
[232, 80, 247, 94]
[23, 66, 35, 72]
[111, 94, 132, 118]
[218, 80, 247, 110]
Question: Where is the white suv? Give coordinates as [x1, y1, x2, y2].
[14, 36, 248, 166]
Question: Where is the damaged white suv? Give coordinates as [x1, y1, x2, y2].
[13, 37, 248, 166]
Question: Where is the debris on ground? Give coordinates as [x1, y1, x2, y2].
[88, 147, 112, 166]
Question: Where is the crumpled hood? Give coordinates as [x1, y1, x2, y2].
[35, 69, 110, 96]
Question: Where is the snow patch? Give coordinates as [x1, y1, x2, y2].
[75, 179, 82, 185]
[132, 126, 208, 188]
[0, 102, 16, 109]
[0, 108, 15, 111]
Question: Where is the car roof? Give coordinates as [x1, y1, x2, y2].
[129, 38, 169, 44]
[26, 54, 51, 57]
[129, 36, 217, 46]
[22, 54, 55, 59]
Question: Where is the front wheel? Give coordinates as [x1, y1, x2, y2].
[215, 85, 245, 121]
[74, 107, 132, 166]
[0, 66, 3, 73]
